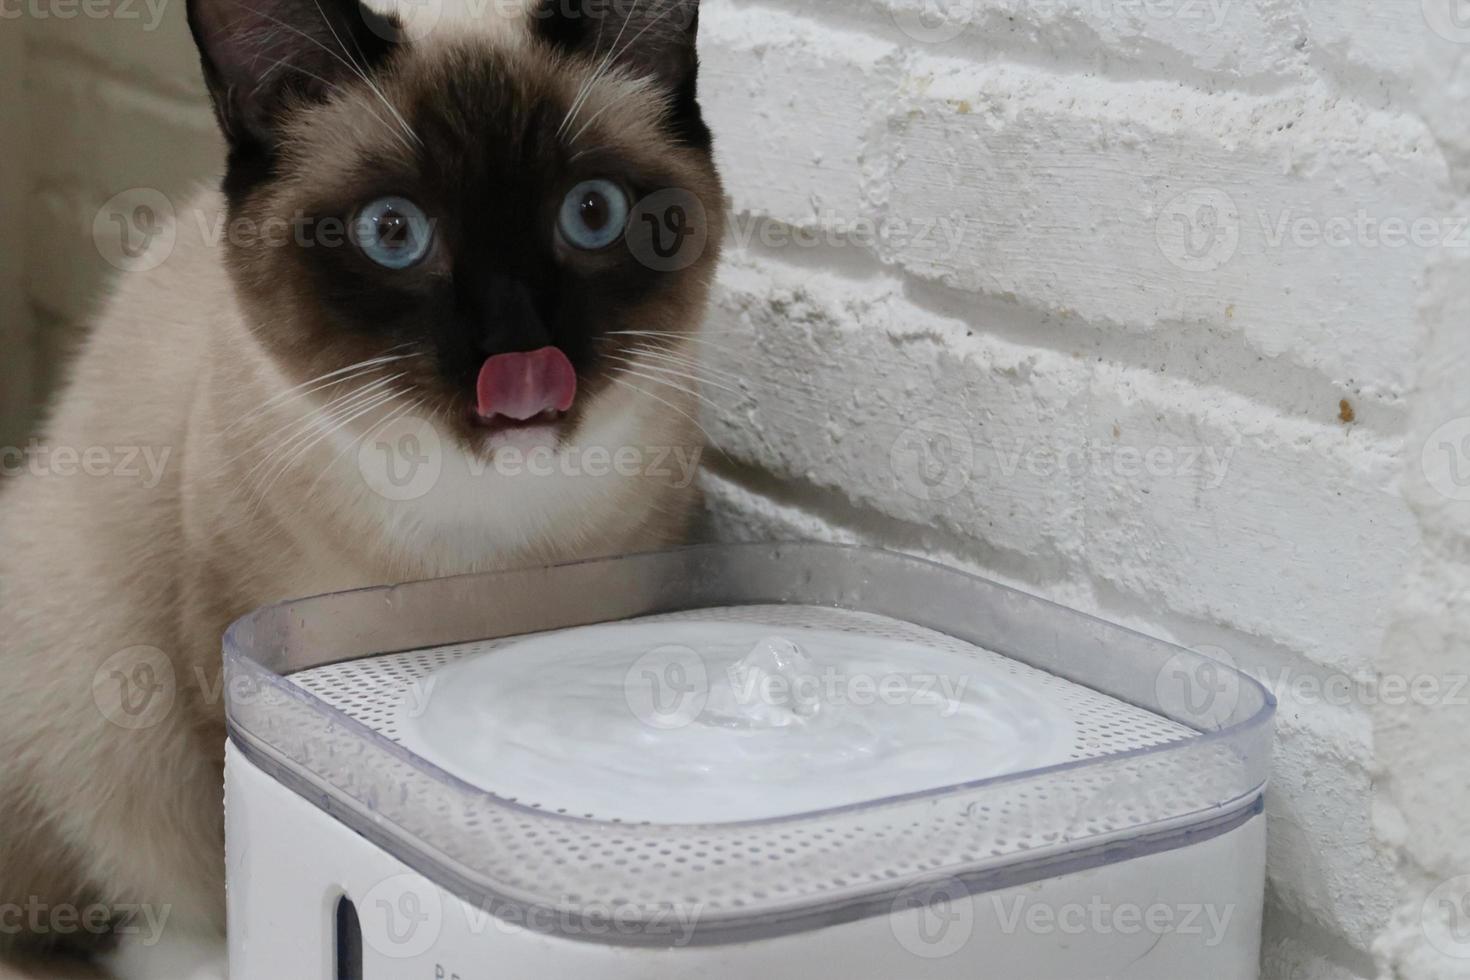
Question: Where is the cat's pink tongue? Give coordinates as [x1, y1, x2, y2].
[476, 347, 577, 422]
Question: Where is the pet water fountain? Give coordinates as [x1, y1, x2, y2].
[223, 543, 1274, 979]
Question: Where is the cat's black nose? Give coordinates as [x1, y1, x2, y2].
[475, 275, 550, 355]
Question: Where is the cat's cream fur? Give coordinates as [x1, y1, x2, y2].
[0, 2, 719, 974]
[0, 188, 702, 968]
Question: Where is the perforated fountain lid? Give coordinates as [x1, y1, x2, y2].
[224, 544, 1274, 947]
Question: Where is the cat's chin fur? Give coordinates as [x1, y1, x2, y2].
[0, 0, 720, 972]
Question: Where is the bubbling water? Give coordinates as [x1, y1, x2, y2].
[398, 621, 1078, 824]
[704, 636, 825, 728]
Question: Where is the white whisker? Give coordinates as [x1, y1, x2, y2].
[308, 0, 422, 146]
[622, 343, 744, 383]
[558, 0, 640, 138]
[605, 329, 746, 359]
[246, 386, 407, 511]
[305, 395, 427, 497]
[222, 349, 417, 436]
[566, 1, 688, 145]
[224, 0, 421, 150]
[236, 374, 407, 489]
[606, 375, 723, 451]
[603, 354, 746, 402]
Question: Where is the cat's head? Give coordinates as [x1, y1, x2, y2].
[187, 0, 722, 458]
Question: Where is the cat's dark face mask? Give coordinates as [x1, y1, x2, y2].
[188, 0, 723, 452]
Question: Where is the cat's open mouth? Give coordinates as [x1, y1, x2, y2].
[467, 408, 570, 432]
[472, 347, 577, 432]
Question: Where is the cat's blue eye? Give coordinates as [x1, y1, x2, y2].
[558, 179, 630, 251]
[352, 196, 433, 269]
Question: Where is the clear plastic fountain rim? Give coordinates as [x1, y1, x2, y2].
[223, 542, 1276, 947]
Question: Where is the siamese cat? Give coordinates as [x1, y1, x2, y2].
[0, 0, 722, 974]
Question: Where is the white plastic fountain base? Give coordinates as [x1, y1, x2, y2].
[223, 545, 1274, 979]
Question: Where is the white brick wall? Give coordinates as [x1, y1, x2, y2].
[4, 1, 1469, 976]
[695, 2, 1470, 977]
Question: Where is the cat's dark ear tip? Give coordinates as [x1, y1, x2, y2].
[186, 0, 408, 154]
[534, 0, 704, 92]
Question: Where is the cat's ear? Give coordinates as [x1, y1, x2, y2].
[534, 0, 702, 93]
[187, 0, 403, 150]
